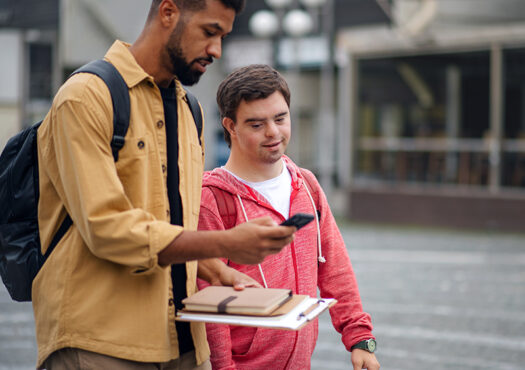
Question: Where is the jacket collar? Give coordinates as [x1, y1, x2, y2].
[104, 40, 186, 99]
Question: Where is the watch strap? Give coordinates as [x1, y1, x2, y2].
[351, 339, 376, 353]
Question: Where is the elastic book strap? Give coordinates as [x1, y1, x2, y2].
[217, 296, 237, 313]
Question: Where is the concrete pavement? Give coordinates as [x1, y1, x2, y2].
[311, 223, 525, 370]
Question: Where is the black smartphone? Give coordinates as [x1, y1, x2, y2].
[280, 213, 314, 231]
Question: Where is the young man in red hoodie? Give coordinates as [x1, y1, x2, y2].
[197, 64, 380, 370]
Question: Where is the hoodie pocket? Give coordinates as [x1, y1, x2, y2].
[231, 326, 259, 357]
[231, 327, 298, 367]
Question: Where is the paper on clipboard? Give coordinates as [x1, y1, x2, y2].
[176, 295, 337, 331]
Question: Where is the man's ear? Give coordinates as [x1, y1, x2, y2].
[158, 0, 180, 28]
[222, 117, 236, 138]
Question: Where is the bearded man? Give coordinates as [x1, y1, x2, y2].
[34, 1, 297, 369]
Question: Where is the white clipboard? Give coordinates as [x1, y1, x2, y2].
[176, 295, 337, 331]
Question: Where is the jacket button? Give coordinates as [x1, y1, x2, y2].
[137, 140, 145, 149]
[168, 298, 174, 306]
[157, 120, 164, 129]
[162, 164, 167, 173]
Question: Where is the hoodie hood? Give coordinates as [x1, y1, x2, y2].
[202, 155, 305, 203]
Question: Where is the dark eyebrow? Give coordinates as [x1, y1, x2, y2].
[244, 111, 288, 124]
[244, 117, 265, 124]
[207, 23, 225, 33]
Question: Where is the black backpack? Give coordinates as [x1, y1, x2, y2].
[0, 59, 202, 302]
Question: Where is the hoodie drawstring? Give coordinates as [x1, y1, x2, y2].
[303, 183, 325, 263]
[235, 179, 324, 289]
[236, 194, 269, 289]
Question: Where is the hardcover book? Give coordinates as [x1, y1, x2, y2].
[181, 286, 293, 316]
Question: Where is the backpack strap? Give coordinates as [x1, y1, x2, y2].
[208, 186, 237, 230]
[72, 60, 131, 162]
[183, 88, 203, 147]
[46, 60, 131, 258]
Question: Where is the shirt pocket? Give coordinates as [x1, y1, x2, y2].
[115, 133, 157, 207]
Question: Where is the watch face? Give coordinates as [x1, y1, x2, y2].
[367, 339, 377, 352]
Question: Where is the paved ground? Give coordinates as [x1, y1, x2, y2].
[1, 222, 524, 369]
[311, 222, 525, 370]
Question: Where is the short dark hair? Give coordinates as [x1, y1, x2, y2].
[149, 0, 245, 20]
[217, 64, 291, 147]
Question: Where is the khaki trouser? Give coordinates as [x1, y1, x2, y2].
[42, 348, 211, 370]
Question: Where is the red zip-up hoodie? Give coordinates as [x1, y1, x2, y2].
[198, 156, 374, 370]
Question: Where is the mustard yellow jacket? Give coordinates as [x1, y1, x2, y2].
[35, 41, 209, 367]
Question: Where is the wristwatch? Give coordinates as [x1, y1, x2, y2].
[351, 339, 377, 353]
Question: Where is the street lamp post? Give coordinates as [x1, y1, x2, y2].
[249, 0, 336, 200]
[250, 0, 314, 164]
[314, 0, 335, 199]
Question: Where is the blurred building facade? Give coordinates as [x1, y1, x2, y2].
[0, 0, 60, 150]
[337, 0, 525, 231]
[0, 0, 151, 143]
[1, 0, 524, 231]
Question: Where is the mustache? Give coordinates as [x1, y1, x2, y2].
[194, 56, 214, 65]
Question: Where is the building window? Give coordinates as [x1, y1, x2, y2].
[503, 48, 525, 188]
[29, 42, 53, 100]
[354, 51, 514, 189]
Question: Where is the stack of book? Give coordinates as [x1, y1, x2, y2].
[177, 286, 336, 331]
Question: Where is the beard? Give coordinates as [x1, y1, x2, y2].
[166, 23, 212, 86]
[167, 43, 202, 86]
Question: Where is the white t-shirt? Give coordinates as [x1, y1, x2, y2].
[223, 161, 292, 218]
